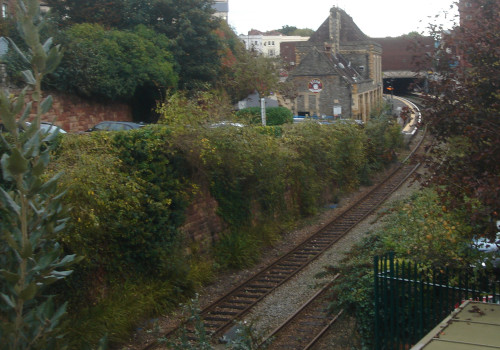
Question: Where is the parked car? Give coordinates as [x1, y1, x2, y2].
[1, 121, 66, 135]
[86, 121, 144, 132]
[39, 122, 67, 134]
[209, 121, 245, 128]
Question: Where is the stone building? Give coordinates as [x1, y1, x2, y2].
[284, 7, 383, 122]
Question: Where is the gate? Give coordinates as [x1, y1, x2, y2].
[374, 253, 500, 350]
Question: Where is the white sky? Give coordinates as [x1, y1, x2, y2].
[228, 0, 458, 38]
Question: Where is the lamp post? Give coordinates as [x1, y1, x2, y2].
[260, 97, 266, 126]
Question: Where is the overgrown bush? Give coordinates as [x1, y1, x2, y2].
[50, 128, 193, 289]
[325, 187, 477, 347]
[364, 114, 404, 169]
[41, 102, 403, 347]
[282, 122, 367, 215]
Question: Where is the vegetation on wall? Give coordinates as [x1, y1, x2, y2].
[37, 108, 403, 346]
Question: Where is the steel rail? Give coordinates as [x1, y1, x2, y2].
[261, 274, 343, 350]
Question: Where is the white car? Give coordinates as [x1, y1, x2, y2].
[39, 122, 67, 134]
[471, 221, 500, 268]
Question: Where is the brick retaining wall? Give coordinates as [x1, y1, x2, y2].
[32, 91, 133, 133]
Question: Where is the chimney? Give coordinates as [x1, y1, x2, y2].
[328, 7, 341, 54]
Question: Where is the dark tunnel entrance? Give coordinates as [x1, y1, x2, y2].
[383, 77, 425, 95]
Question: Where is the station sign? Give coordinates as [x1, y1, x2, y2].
[308, 79, 323, 93]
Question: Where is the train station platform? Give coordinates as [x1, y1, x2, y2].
[385, 94, 421, 135]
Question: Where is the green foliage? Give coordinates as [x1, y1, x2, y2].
[282, 122, 367, 215]
[214, 230, 262, 269]
[364, 114, 404, 170]
[64, 278, 185, 348]
[278, 25, 314, 37]
[47, 129, 197, 347]
[160, 295, 213, 350]
[325, 187, 479, 347]
[51, 23, 178, 100]
[50, 128, 193, 288]
[290, 28, 315, 36]
[253, 125, 283, 137]
[215, 23, 283, 104]
[37, 98, 403, 346]
[236, 107, 293, 126]
[148, 0, 222, 88]
[327, 236, 378, 348]
[378, 189, 475, 268]
[157, 89, 234, 127]
[226, 53, 281, 98]
[0, 1, 77, 348]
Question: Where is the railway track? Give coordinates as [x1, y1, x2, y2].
[145, 121, 426, 349]
[262, 274, 343, 350]
[148, 164, 420, 349]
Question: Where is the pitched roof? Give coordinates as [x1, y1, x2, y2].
[291, 48, 366, 84]
[308, 7, 369, 43]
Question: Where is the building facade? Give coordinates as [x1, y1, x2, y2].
[239, 30, 309, 57]
[285, 7, 383, 122]
[212, 0, 228, 22]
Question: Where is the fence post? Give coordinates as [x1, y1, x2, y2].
[389, 252, 395, 350]
[374, 255, 380, 350]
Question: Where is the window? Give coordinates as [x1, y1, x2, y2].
[1, 4, 7, 18]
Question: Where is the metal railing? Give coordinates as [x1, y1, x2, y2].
[374, 253, 500, 350]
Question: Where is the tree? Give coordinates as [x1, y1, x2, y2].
[46, 0, 222, 89]
[45, 0, 126, 28]
[50, 24, 178, 102]
[277, 25, 313, 37]
[149, 0, 222, 88]
[213, 22, 279, 103]
[278, 25, 297, 36]
[220, 47, 281, 101]
[290, 28, 314, 37]
[421, 0, 500, 235]
[0, 1, 80, 348]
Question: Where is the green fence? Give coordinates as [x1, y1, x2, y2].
[374, 253, 500, 350]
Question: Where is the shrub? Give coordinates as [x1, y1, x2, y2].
[281, 122, 367, 215]
[49, 129, 195, 309]
[364, 114, 404, 169]
[50, 24, 178, 101]
[236, 106, 293, 125]
[326, 187, 478, 347]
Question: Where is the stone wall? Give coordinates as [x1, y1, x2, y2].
[42, 92, 133, 132]
[180, 188, 226, 251]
